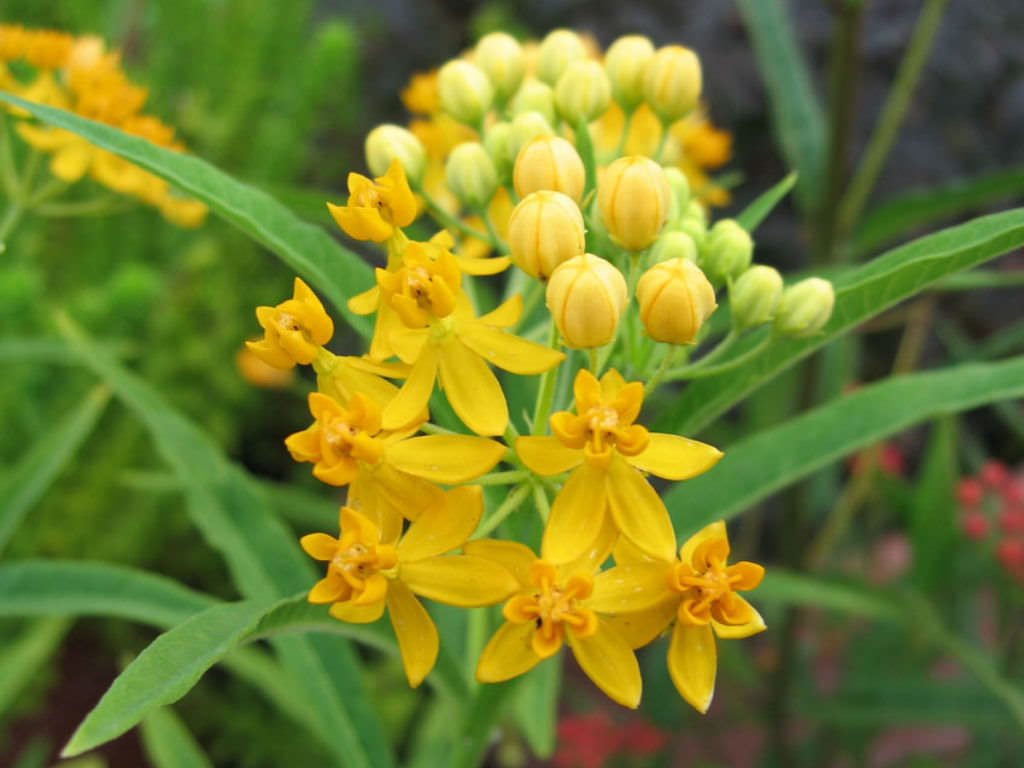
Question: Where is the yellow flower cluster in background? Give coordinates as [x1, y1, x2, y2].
[245, 28, 838, 713]
[0, 24, 207, 227]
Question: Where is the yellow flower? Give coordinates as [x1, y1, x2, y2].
[328, 159, 417, 243]
[301, 491, 519, 687]
[401, 70, 441, 115]
[16, 123, 95, 183]
[472, 539, 643, 708]
[516, 369, 722, 563]
[591, 522, 765, 713]
[236, 345, 295, 389]
[383, 293, 565, 436]
[21, 28, 74, 70]
[246, 277, 334, 369]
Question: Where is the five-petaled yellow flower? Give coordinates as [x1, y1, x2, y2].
[516, 369, 722, 563]
[591, 521, 765, 713]
[286, 391, 505, 541]
[471, 538, 644, 709]
[301, 488, 518, 687]
[328, 158, 417, 244]
[246, 277, 334, 369]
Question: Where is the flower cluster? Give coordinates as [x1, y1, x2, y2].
[246, 30, 841, 713]
[0, 24, 207, 227]
[958, 460, 1024, 582]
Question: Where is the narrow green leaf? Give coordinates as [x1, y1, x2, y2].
[0, 618, 71, 715]
[451, 680, 522, 768]
[513, 657, 561, 758]
[909, 418, 957, 591]
[0, 93, 372, 337]
[0, 338, 74, 364]
[753, 569, 900, 621]
[667, 356, 1024, 536]
[655, 209, 1024, 436]
[735, 0, 825, 209]
[736, 171, 797, 232]
[0, 386, 110, 556]
[62, 599, 277, 757]
[140, 708, 214, 768]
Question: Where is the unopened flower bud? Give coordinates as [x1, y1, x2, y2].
[554, 59, 611, 125]
[604, 35, 654, 109]
[507, 111, 555, 164]
[643, 45, 702, 123]
[731, 265, 783, 329]
[650, 230, 698, 264]
[664, 166, 691, 223]
[775, 278, 835, 337]
[365, 124, 426, 184]
[508, 191, 586, 280]
[597, 155, 671, 251]
[475, 32, 525, 103]
[676, 199, 708, 247]
[546, 253, 628, 348]
[514, 135, 585, 203]
[438, 59, 494, 126]
[636, 258, 717, 345]
[510, 78, 556, 125]
[536, 29, 586, 86]
[702, 219, 753, 284]
[483, 122, 514, 180]
[446, 142, 498, 209]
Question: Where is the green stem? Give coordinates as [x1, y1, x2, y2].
[587, 347, 599, 376]
[574, 118, 598, 200]
[836, 0, 950, 241]
[530, 318, 560, 435]
[0, 113, 19, 199]
[653, 119, 671, 162]
[532, 482, 550, 523]
[416, 185, 497, 248]
[643, 346, 678, 394]
[0, 202, 26, 247]
[614, 107, 635, 158]
[473, 483, 532, 538]
[36, 195, 133, 218]
[481, 209, 510, 254]
[665, 332, 772, 381]
[475, 469, 529, 486]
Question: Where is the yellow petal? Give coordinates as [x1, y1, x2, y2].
[599, 369, 628, 400]
[400, 555, 519, 606]
[300, 533, 339, 561]
[590, 562, 674, 613]
[437, 337, 507, 436]
[668, 623, 717, 714]
[330, 599, 386, 624]
[328, 202, 393, 242]
[386, 580, 438, 687]
[558, 509, 618, 578]
[603, 597, 678, 649]
[458, 323, 566, 375]
[398, 486, 483, 561]
[390, 326, 430, 365]
[678, 521, 729, 568]
[541, 462, 608, 565]
[309, 570, 347, 603]
[515, 436, 583, 476]
[382, 342, 439, 431]
[370, 463, 446, 523]
[478, 294, 522, 328]
[712, 596, 767, 639]
[386, 435, 505, 483]
[567, 619, 642, 709]
[463, 539, 537, 588]
[455, 255, 512, 275]
[51, 143, 91, 182]
[347, 286, 381, 315]
[382, 158, 417, 227]
[626, 433, 723, 480]
[606, 455, 676, 562]
[612, 535, 658, 566]
[475, 620, 542, 683]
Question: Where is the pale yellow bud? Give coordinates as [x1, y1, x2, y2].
[546, 253, 628, 348]
[475, 32, 525, 102]
[642, 45, 702, 123]
[636, 258, 717, 345]
[438, 59, 494, 126]
[664, 166, 691, 223]
[701, 219, 753, 284]
[650, 230, 698, 264]
[365, 124, 426, 183]
[445, 142, 498, 209]
[536, 29, 586, 86]
[483, 122, 514, 180]
[775, 278, 835, 337]
[604, 35, 654, 109]
[731, 265, 784, 329]
[554, 59, 611, 125]
[507, 111, 555, 163]
[676, 199, 708, 247]
[514, 135, 585, 203]
[597, 155, 671, 251]
[507, 191, 586, 280]
[510, 78, 556, 125]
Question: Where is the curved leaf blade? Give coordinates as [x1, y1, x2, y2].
[140, 708, 214, 768]
[736, 171, 797, 232]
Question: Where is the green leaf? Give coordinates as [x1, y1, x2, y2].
[0, 386, 110, 557]
[513, 657, 561, 758]
[140, 708, 214, 768]
[909, 418, 957, 591]
[63, 599, 278, 757]
[54, 317, 393, 768]
[451, 680, 522, 768]
[735, 0, 825, 209]
[853, 167, 1024, 257]
[736, 171, 798, 232]
[0, 618, 71, 716]
[666, 356, 1024, 536]
[0, 93, 372, 337]
[0, 338, 74, 364]
[754, 569, 900, 621]
[655, 209, 1024, 436]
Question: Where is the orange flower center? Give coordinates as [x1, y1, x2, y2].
[331, 539, 397, 595]
[503, 562, 599, 658]
[667, 544, 763, 627]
